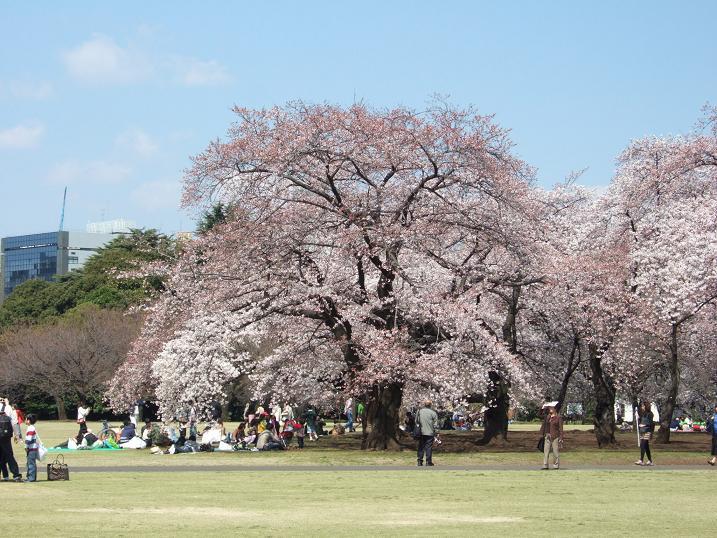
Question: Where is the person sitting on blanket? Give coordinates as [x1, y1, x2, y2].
[200, 420, 224, 445]
[229, 422, 246, 444]
[80, 429, 99, 448]
[256, 412, 270, 433]
[141, 419, 153, 441]
[256, 428, 283, 450]
[52, 429, 101, 450]
[119, 420, 136, 443]
[216, 418, 226, 437]
[244, 426, 257, 447]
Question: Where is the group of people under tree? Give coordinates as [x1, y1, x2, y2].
[3, 393, 717, 481]
[50, 400, 349, 454]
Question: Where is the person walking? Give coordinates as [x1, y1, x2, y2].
[635, 401, 655, 466]
[416, 400, 439, 467]
[0, 399, 23, 481]
[540, 404, 563, 470]
[707, 403, 717, 466]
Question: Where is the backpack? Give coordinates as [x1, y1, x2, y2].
[0, 414, 13, 439]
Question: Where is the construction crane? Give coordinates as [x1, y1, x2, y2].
[59, 186, 67, 231]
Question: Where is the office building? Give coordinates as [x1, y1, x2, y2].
[0, 230, 119, 301]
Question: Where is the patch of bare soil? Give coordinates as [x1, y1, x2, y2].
[318, 428, 712, 452]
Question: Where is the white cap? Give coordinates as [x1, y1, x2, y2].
[542, 401, 559, 409]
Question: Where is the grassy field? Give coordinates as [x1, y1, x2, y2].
[5, 421, 714, 536]
[26, 420, 712, 468]
[7, 469, 716, 536]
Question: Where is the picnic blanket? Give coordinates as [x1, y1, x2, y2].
[48, 447, 121, 452]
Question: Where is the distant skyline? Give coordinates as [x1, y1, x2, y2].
[1, 1, 716, 237]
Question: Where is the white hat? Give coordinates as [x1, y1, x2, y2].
[542, 401, 559, 409]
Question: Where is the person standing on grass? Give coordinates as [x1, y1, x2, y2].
[0, 399, 22, 481]
[24, 414, 39, 482]
[76, 400, 90, 442]
[356, 401, 366, 431]
[295, 419, 306, 449]
[540, 404, 563, 470]
[303, 406, 318, 441]
[707, 403, 717, 466]
[344, 397, 355, 432]
[416, 400, 439, 467]
[635, 401, 655, 466]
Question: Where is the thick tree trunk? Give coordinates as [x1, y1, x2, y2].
[657, 324, 680, 443]
[474, 286, 518, 446]
[589, 343, 616, 447]
[362, 382, 404, 450]
[476, 371, 510, 445]
[54, 394, 67, 420]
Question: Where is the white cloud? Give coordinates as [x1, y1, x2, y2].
[62, 34, 232, 87]
[172, 57, 231, 87]
[116, 128, 159, 157]
[0, 121, 45, 149]
[62, 35, 152, 84]
[130, 180, 181, 211]
[47, 159, 132, 184]
[0, 80, 54, 100]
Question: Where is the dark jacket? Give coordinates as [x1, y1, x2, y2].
[707, 414, 717, 436]
[119, 424, 136, 441]
[638, 412, 654, 435]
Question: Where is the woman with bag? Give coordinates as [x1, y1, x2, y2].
[634, 401, 655, 466]
[539, 403, 563, 470]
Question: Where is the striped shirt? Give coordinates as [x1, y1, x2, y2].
[25, 425, 38, 451]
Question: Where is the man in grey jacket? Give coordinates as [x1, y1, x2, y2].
[416, 400, 440, 466]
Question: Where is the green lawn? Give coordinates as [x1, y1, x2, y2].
[7, 420, 714, 536]
[8, 470, 715, 537]
[29, 420, 711, 468]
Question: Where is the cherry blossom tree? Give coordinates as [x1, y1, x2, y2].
[607, 122, 717, 442]
[110, 102, 542, 448]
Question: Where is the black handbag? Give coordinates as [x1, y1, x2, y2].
[47, 454, 70, 481]
[537, 436, 545, 452]
[412, 410, 422, 439]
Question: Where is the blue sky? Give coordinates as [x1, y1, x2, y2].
[1, 1, 715, 237]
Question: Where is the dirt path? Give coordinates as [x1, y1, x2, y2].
[64, 463, 715, 473]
